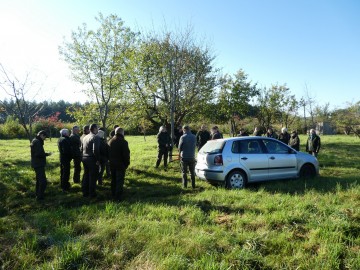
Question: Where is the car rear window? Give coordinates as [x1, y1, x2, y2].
[199, 140, 225, 154]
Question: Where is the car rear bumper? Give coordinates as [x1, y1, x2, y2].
[195, 167, 224, 181]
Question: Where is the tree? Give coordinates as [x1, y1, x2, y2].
[255, 84, 298, 130]
[130, 28, 218, 141]
[0, 64, 44, 142]
[332, 101, 360, 137]
[59, 13, 138, 129]
[217, 70, 259, 136]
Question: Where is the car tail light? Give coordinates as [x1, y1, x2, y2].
[214, 155, 223, 166]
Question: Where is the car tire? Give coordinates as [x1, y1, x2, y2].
[226, 170, 246, 189]
[299, 164, 316, 178]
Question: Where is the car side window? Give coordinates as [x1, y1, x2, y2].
[231, 141, 240, 153]
[246, 140, 262, 154]
[263, 140, 289, 154]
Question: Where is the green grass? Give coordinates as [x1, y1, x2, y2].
[0, 135, 359, 269]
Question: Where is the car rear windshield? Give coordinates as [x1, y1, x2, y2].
[199, 140, 225, 154]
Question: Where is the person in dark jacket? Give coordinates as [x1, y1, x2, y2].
[58, 129, 72, 191]
[81, 124, 101, 198]
[278, 127, 290, 144]
[265, 128, 277, 139]
[211, 126, 223, 140]
[31, 130, 51, 200]
[179, 125, 197, 188]
[110, 124, 119, 138]
[289, 130, 300, 151]
[155, 126, 172, 168]
[253, 127, 262, 136]
[108, 127, 130, 201]
[96, 129, 109, 185]
[237, 128, 249, 137]
[196, 125, 210, 151]
[306, 129, 321, 157]
[173, 126, 183, 148]
[70, 125, 81, 183]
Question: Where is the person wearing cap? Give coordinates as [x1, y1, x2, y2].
[70, 126, 82, 184]
[108, 127, 130, 201]
[81, 124, 101, 198]
[178, 125, 197, 188]
[278, 127, 290, 144]
[289, 130, 300, 151]
[58, 129, 72, 191]
[30, 130, 51, 200]
[96, 129, 109, 185]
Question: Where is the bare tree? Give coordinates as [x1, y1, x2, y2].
[303, 83, 317, 128]
[0, 63, 44, 142]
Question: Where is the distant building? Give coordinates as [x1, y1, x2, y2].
[316, 122, 336, 135]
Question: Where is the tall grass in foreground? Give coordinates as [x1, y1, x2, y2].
[0, 135, 359, 269]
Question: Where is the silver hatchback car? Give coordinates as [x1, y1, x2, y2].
[195, 137, 319, 189]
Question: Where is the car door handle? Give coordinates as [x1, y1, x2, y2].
[241, 157, 248, 160]
[269, 156, 275, 160]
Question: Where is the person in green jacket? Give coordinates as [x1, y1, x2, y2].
[31, 130, 51, 200]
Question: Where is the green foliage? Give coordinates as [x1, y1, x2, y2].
[59, 13, 139, 129]
[256, 84, 300, 130]
[0, 116, 26, 139]
[130, 28, 218, 128]
[216, 70, 259, 135]
[0, 135, 359, 269]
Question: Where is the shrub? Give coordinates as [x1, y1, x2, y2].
[0, 116, 27, 139]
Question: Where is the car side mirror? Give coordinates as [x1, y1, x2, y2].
[288, 148, 296, 154]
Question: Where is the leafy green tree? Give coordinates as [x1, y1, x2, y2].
[255, 84, 299, 130]
[59, 13, 138, 129]
[130, 28, 218, 140]
[332, 101, 360, 137]
[217, 70, 259, 136]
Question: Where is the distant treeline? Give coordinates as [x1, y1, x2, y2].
[0, 100, 81, 124]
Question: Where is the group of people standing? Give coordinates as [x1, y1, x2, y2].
[246, 126, 321, 156]
[30, 124, 130, 201]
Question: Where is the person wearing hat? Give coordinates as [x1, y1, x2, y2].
[58, 129, 72, 191]
[289, 130, 300, 151]
[81, 124, 101, 198]
[178, 125, 197, 188]
[108, 127, 130, 201]
[30, 130, 51, 200]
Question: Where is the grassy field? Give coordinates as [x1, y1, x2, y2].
[0, 135, 359, 270]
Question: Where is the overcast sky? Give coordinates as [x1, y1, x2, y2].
[0, 0, 359, 109]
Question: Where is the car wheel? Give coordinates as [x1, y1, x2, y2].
[299, 164, 316, 178]
[226, 170, 246, 189]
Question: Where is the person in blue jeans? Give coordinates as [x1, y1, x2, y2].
[178, 125, 197, 188]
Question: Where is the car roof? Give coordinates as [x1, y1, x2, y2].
[213, 136, 278, 142]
